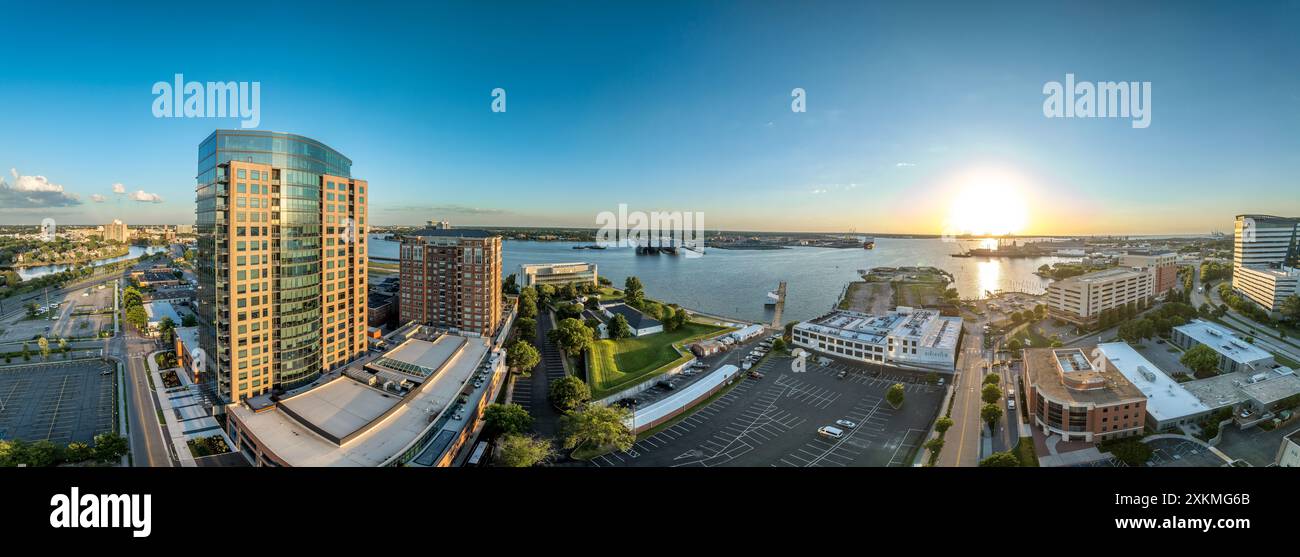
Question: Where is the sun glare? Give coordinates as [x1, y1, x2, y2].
[944, 168, 1030, 236]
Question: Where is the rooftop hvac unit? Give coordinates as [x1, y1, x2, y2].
[368, 376, 380, 387]
[384, 380, 396, 392]
[1138, 366, 1157, 383]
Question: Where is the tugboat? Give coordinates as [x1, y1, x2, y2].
[862, 237, 875, 249]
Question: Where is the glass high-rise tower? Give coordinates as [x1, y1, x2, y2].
[196, 130, 369, 403]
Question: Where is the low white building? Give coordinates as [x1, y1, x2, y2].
[519, 262, 598, 287]
[1171, 320, 1275, 375]
[142, 301, 183, 335]
[1096, 342, 1211, 432]
[729, 324, 764, 343]
[791, 307, 962, 372]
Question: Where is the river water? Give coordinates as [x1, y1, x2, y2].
[15, 245, 168, 281]
[368, 236, 1072, 323]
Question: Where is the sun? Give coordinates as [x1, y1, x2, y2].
[944, 168, 1030, 236]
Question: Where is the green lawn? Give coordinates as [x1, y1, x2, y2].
[1013, 437, 1039, 467]
[588, 321, 728, 399]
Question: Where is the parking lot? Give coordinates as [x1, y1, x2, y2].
[0, 360, 117, 445]
[589, 353, 943, 467]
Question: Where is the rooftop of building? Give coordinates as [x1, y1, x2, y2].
[1236, 264, 1300, 278]
[1174, 320, 1274, 365]
[1181, 367, 1300, 409]
[1096, 343, 1209, 421]
[227, 333, 490, 467]
[405, 228, 499, 239]
[142, 300, 182, 324]
[520, 262, 595, 270]
[1025, 347, 1146, 406]
[795, 308, 961, 349]
[1062, 267, 1149, 284]
[603, 302, 662, 330]
[175, 326, 200, 352]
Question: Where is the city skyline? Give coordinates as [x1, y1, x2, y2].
[1, 2, 1298, 235]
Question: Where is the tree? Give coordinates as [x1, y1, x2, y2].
[158, 316, 176, 344]
[559, 404, 634, 453]
[923, 437, 944, 456]
[609, 313, 632, 339]
[37, 336, 50, 360]
[25, 440, 62, 467]
[934, 416, 954, 434]
[506, 340, 541, 373]
[58, 337, 69, 359]
[623, 276, 644, 306]
[983, 373, 1000, 385]
[25, 302, 38, 318]
[548, 317, 594, 357]
[770, 338, 787, 352]
[515, 317, 537, 340]
[182, 313, 198, 327]
[981, 383, 1002, 405]
[1282, 295, 1300, 323]
[659, 305, 678, 331]
[65, 441, 95, 463]
[483, 403, 534, 437]
[979, 452, 1019, 467]
[126, 304, 148, 330]
[981, 403, 1003, 430]
[1104, 438, 1153, 467]
[93, 432, 129, 461]
[1005, 338, 1022, 353]
[496, 433, 554, 467]
[556, 302, 584, 322]
[548, 375, 591, 413]
[123, 286, 143, 308]
[518, 292, 538, 320]
[1180, 344, 1220, 377]
[885, 383, 905, 408]
[21, 342, 30, 361]
[502, 273, 520, 295]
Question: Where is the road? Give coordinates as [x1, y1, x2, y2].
[937, 322, 989, 467]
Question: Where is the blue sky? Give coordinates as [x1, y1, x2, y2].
[1, 0, 1297, 234]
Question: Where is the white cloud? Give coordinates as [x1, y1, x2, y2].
[895, 162, 916, 168]
[112, 182, 126, 194]
[91, 194, 107, 203]
[131, 190, 164, 203]
[0, 168, 82, 208]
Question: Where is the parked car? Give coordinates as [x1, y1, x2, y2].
[836, 370, 847, 379]
[748, 371, 764, 379]
[1008, 399, 1016, 410]
[818, 426, 844, 439]
[835, 419, 857, 429]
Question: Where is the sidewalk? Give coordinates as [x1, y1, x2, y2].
[146, 350, 231, 467]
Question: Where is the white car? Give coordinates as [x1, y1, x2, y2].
[835, 419, 857, 429]
[818, 426, 844, 439]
